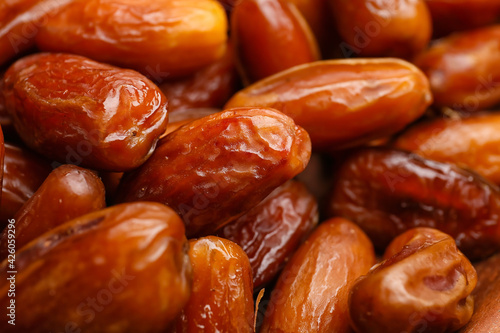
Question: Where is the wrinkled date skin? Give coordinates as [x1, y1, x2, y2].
[169, 236, 254, 333]
[0, 0, 74, 67]
[330, 0, 432, 59]
[0, 164, 106, 259]
[459, 253, 500, 332]
[425, 0, 500, 37]
[217, 180, 318, 290]
[260, 218, 376, 333]
[395, 113, 500, 185]
[231, 0, 320, 84]
[328, 148, 500, 260]
[35, 0, 228, 79]
[158, 45, 238, 113]
[117, 107, 311, 237]
[414, 25, 500, 111]
[161, 108, 220, 138]
[350, 228, 477, 333]
[3, 53, 169, 171]
[0, 143, 52, 224]
[225, 59, 432, 150]
[0, 202, 191, 333]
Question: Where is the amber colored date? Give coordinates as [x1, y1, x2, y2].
[3, 53, 168, 171]
[350, 228, 477, 333]
[169, 236, 254, 333]
[161, 108, 220, 138]
[217, 180, 318, 289]
[425, 0, 500, 37]
[328, 148, 500, 260]
[0, 143, 52, 224]
[225, 59, 432, 150]
[414, 25, 500, 111]
[0, 202, 191, 333]
[459, 253, 500, 332]
[0, 164, 106, 259]
[260, 218, 375, 333]
[158, 44, 238, 113]
[231, 0, 319, 83]
[117, 107, 311, 237]
[35, 0, 227, 79]
[394, 113, 500, 185]
[330, 0, 431, 58]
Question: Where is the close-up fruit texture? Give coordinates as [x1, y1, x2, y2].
[1, 0, 500, 332]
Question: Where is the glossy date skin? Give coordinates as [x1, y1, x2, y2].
[330, 0, 431, 58]
[0, 164, 106, 259]
[0, 202, 191, 333]
[35, 0, 228, 79]
[217, 179, 318, 289]
[350, 228, 477, 333]
[414, 25, 500, 111]
[3, 53, 168, 171]
[0, 143, 52, 224]
[260, 218, 375, 333]
[117, 107, 311, 237]
[394, 113, 500, 185]
[231, 0, 319, 84]
[225, 59, 432, 150]
[425, 0, 500, 37]
[169, 236, 254, 333]
[328, 148, 500, 260]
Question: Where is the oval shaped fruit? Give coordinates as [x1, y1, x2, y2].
[0, 202, 191, 333]
[260, 218, 376, 333]
[0, 143, 52, 223]
[225, 59, 432, 150]
[35, 0, 228, 79]
[414, 25, 500, 111]
[0, 164, 106, 259]
[117, 107, 311, 237]
[169, 236, 254, 333]
[217, 179, 318, 289]
[350, 228, 477, 333]
[3, 53, 168, 171]
[330, 0, 432, 58]
[231, 0, 319, 83]
[394, 113, 500, 185]
[328, 148, 500, 260]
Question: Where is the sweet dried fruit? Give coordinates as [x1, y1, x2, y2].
[225, 59, 432, 150]
[169, 236, 254, 333]
[260, 217, 376, 333]
[350, 228, 477, 333]
[328, 148, 500, 260]
[217, 179, 318, 289]
[0, 202, 191, 333]
[3, 53, 168, 171]
[117, 107, 311, 237]
[35, 0, 228, 79]
[0, 164, 106, 259]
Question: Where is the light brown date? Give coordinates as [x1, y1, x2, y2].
[260, 217, 376, 333]
[0, 164, 106, 259]
[225, 59, 432, 150]
[3, 53, 168, 171]
[414, 25, 500, 111]
[169, 236, 254, 333]
[217, 179, 318, 290]
[117, 107, 311, 237]
[0, 202, 191, 333]
[330, 0, 432, 58]
[350, 228, 477, 333]
[231, 0, 319, 83]
[0, 143, 52, 224]
[328, 148, 500, 260]
[35, 0, 228, 79]
[394, 113, 500, 185]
